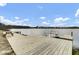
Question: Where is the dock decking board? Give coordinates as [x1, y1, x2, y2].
[6, 33, 72, 55]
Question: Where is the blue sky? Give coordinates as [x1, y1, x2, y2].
[0, 3, 79, 26]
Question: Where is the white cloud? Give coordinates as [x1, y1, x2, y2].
[54, 17, 69, 23]
[0, 16, 4, 19]
[0, 3, 7, 7]
[75, 19, 79, 23]
[14, 17, 20, 19]
[40, 17, 46, 20]
[75, 9, 79, 17]
[42, 21, 50, 25]
[0, 16, 31, 26]
[76, 21, 79, 23]
[0, 16, 14, 25]
[50, 23, 66, 27]
[50, 17, 70, 27]
[40, 17, 69, 27]
[23, 19, 29, 21]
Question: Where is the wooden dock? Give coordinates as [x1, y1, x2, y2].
[6, 33, 72, 55]
[0, 30, 14, 55]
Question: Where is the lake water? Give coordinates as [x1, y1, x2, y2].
[10, 29, 79, 49]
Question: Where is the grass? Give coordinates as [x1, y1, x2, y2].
[72, 49, 79, 55]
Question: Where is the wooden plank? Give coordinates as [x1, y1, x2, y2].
[0, 30, 15, 55]
[6, 33, 72, 55]
[39, 39, 60, 55]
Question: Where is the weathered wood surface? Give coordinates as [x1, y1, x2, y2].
[6, 33, 72, 55]
[0, 30, 15, 55]
[59, 35, 73, 40]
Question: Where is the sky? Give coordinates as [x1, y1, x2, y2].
[0, 3, 79, 27]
